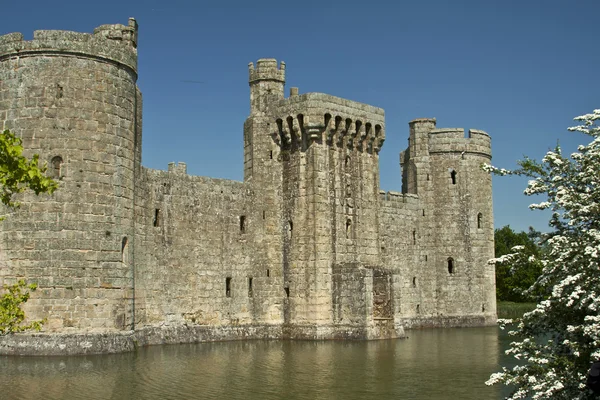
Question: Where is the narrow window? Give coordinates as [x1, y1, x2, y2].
[425, 255, 428, 262]
[345, 155, 351, 167]
[477, 213, 483, 229]
[263, 210, 266, 220]
[416, 304, 420, 314]
[426, 174, 430, 181]
[412, 230, 416, 245]
[284, 287, 290, 297]
[266, 269, 270, 277]
[346, 219, 352, 239]
[448, 258, 455, 274]
[226, 277, 232, 297]
[240, 216, 246, 233]
[248, 277, 253, 297]
[121, 237, 128, 264]
[450, 170, 457, 185]
[269, 150, 273, 159]
[287, 220, 293, 239]
[412, 277, 417, 288]
[50, 156, 63, 178]
[153, 208, 161, 227]
[482, 303, 486, 312]
[422, 209, 425, 216]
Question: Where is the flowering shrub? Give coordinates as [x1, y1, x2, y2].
[485, 110, 600, 399]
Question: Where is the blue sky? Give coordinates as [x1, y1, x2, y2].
[2, 0, 598, 233]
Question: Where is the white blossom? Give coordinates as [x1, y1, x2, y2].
[486, 109, 600, 399]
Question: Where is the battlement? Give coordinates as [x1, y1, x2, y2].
[248, 58, 286, 84]
[0, 18, 138, 75]
[168, 162, 187, 175]
[271, 92, 385, 153]
[428, 127, 491, 158]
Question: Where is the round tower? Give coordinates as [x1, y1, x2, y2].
[248, 58, 285, 115]
[0, 19, 140, 332]
[426, 127, 495, 323]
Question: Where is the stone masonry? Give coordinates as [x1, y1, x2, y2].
[0, 20, 496, 355]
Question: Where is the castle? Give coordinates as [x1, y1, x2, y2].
[0, 19, 496, 355]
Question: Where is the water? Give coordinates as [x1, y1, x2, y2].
[0, 327, 511, 400]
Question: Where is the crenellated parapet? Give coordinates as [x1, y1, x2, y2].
[271, 93, 385, 154]
[0, 18, 138, 76]
[248, 58, 285, 84]
[428, 128, 492, 159]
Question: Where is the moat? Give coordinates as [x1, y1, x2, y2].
[0, 327, 512, 400]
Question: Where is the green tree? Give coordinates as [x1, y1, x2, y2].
[0, 280, 43, 334]
[486, 110, 600, 399]
[494, 225, 544, 302]
[0, 129, 57, 334]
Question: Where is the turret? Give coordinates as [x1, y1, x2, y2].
[248, 59, 285, 115]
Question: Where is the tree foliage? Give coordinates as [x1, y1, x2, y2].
[485, 110, 600, 399]
[0, 280, 44, 334]
[494, 225, 544, 302]
[0, 129, 57, 334]
[0, 129, 57, 209]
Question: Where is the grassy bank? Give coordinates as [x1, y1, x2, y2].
[497, 301, 537, 319]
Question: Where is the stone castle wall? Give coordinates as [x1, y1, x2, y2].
[0, 21, 496, 355]
[0, 19, 139, 333]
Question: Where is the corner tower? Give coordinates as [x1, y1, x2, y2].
[401, 119, 496, 325]
[0, 19, 141, 332]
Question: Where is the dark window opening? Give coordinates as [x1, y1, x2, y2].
[450, 170, 457, 185]
[427, 174, 430, 181]
[477, 212, 483, 229]
[425, 255, 428, 262]
[263, 210, 266, 220]
[248, 277, 253, 297]
[50, 156, 63, 179]
[482, 303, 486, 312]
[422, 209, 425, 216]
[412, 230, 416, 244]
[416, 304, 420, 314]
[121, 237, 128, 263]
[269, 150, 273, 159]
[412, 277, 417, 287]
[153, 208, 161, 227]
[240, 216, 246, 233]
[448, 258, 455, 274]
[284, 287, 290, 297]
[266, 269, 270, 277]
[226, 277, 232, 297]
[346, 219, 352, 239]
[345, 155, 351, 167]
[287, 220, 293, 239]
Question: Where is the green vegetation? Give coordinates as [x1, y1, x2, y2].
[494, 225, 544, 302]
[0, 129, 58, 334]
[0, 129, 57, 209]
[0, 280, 44, 334]
[496, 301, 537, 319]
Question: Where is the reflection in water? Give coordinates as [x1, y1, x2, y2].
[0, 327, 508, 400]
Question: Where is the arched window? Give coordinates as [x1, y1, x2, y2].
[450, 169, 457, 185]
[346, 219, 352, 239]
[50, 156, 63, 178]
[447, 258, 455, 274]
[477, 213, 483, 229]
